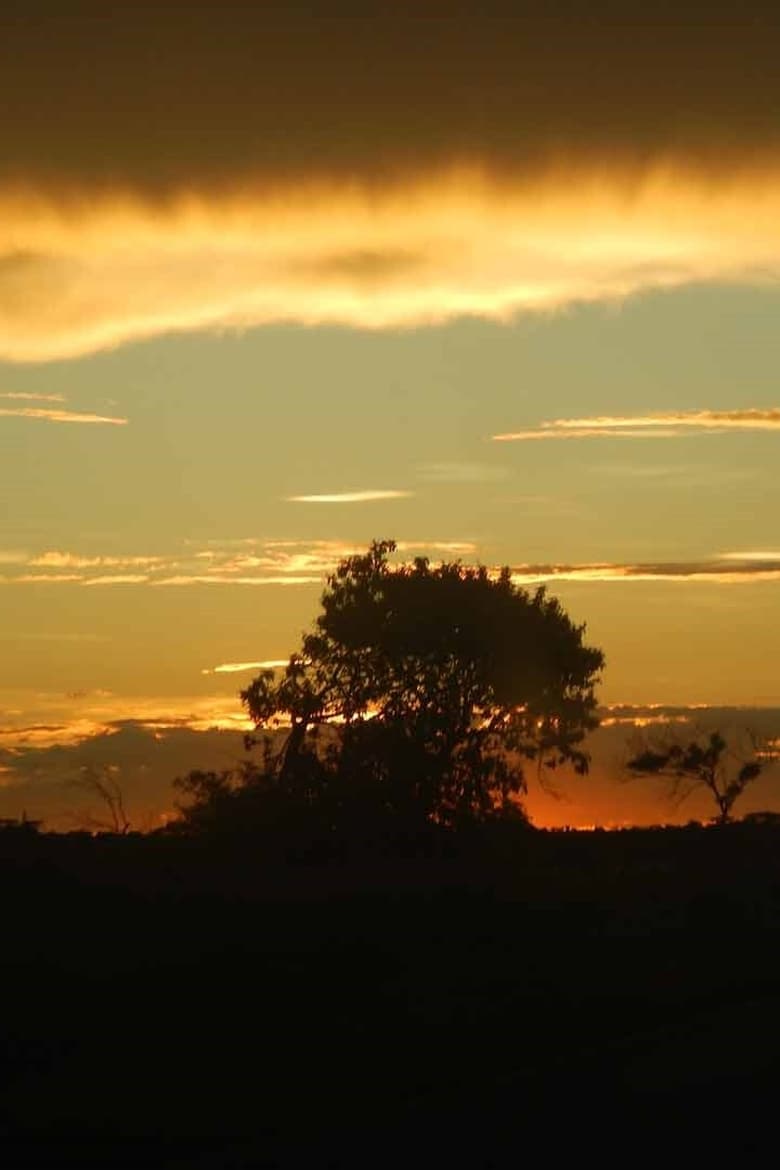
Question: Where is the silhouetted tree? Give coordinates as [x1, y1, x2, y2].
[173, 767, 241, 829]
[173, 760, 286, 834]
[627, 728, 779, 824]
[70, 765, 131, 834]
[241, 540, 604, 828]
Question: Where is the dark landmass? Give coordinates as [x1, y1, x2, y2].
[2, 822, 780, 1165]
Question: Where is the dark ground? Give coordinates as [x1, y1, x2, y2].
[2, 822, 780, 1166]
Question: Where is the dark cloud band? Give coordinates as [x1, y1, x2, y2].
[2, 5, 780, 191]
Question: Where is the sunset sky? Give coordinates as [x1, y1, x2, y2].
[2, 5, 780, 827]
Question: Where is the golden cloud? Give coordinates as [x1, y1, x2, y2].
[1, 540, 479, 588]
[0, 391, 65, 402]
[509, 557, 780, 584]
[30, 552, 164, 568]
[151, 575, 322, 587]
[81, 574, 151, 586]
[0, 690, 256, 751]
[0, 406, 127, 424]
[7, 543, 780, 590]
[202, 660, 289, 676]
[2, 166, 780, 361]
[287, 491, 413, 504]
[494, 409, 780, 442]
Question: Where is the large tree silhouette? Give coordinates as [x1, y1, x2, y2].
[240, 540, 604, 828]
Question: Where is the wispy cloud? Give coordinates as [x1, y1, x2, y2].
[1, 538, 476, 589]
[0, 690, 256, 752]
[201, 659, 289, 676]
[0, 406, 127, 425]
[6, 544, 779, 589]
[30, 552, 163, 569]
[508, 554, 780, 584]
[493, 408, 780, 442]
[719, 550, 780, 561]
[82, 574, 150, 586]
[287, 490, 413, 504]
[0, 392, 66, 402]
[398, 541, 478, 555]
[152, 575, 321, 586]
[12, 573, 85, 583]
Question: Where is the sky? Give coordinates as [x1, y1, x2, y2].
[2, 5, 780, 827]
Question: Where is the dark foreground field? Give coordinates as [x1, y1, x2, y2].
[2, 822, 780, 1166]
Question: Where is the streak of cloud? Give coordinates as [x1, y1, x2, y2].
[0, 689, 256, 752]
[82, 574, 150, 586]
[0, 406, 127, 425]
[201, 660, 289, 676]
[30, 552, 164, 568]
[0, 391, 65, 402]
[10, 573, 85, 583]
[287, 490, 413, 504]
[509, 556, 780, 584]
[719, 550, 780, 561]
[1, 539, 479, 588]
[493, 408, 780, 442]
[152, 575, 322, 586]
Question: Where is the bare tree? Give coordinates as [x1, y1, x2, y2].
[627, 727, 779, 825]
[70, 765, 131, 834]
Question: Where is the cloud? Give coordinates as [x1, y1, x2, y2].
[3, 9, 780, 191]
[30, 552, 163, 568]
[12, 573, 85, 583]
[509, 555, 780, 584]
[287, 490, 413, 504]
[151, 575, 322, 587]
[0, 540, 432, 588]
[6, 542, 779, 591]
[3, 167, 780, 360]
[0, 690, 255, 755]
[398, 541, 478, 555]
[4, 11, 780, 360]
[0, 406, 127, 424]
[81, 574, 150, 586]
[0, 391, 65, 402]
[719, 550, 780, 561]
[0, 719, 111, 751]
[202, 660, 289, 676]
[493, 409, 780, 442]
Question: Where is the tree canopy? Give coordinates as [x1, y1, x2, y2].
[240, 540, 604, 829]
